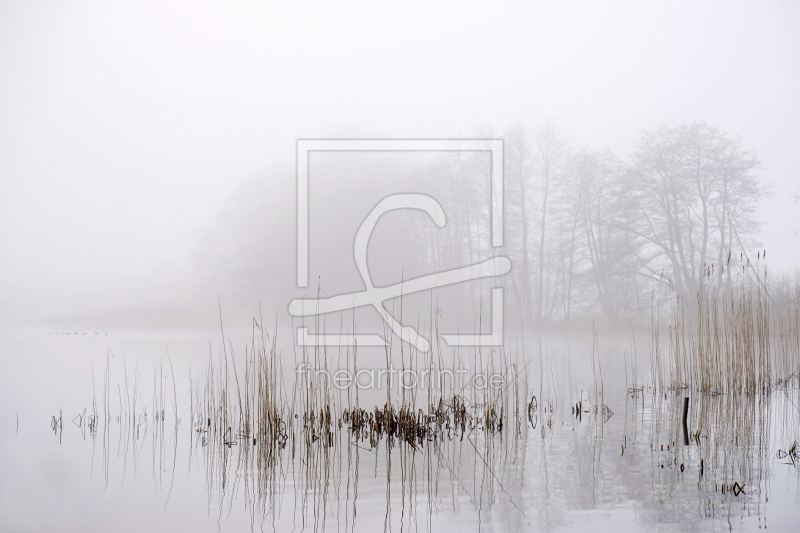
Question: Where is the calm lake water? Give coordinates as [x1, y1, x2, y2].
[1, 327, 798, 532]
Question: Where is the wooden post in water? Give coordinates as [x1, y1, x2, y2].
[682, 396, 690, 446]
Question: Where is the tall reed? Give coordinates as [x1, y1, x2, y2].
[658, 257, 800, 394]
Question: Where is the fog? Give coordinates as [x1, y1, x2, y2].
[1, 1, 799, 328]
[4, 6, 800, 531]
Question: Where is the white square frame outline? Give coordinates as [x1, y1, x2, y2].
[295, 139, 505, 348]
[297, 139, 504, 288]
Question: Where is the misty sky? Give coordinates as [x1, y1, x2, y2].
[1, 1, 799, 323]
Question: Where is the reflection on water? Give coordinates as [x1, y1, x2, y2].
[2, 328, 799, 532]
[36, 343, 800, 530]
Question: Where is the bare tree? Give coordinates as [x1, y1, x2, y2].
[504, 124, 536, 320]
[625, 123, 763, 298]
[567, 148, 637, 316]
[531, 119, 569, 320]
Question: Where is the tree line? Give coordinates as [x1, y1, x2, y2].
[370, 121, 765, 324]
[195, 121, 766, 326]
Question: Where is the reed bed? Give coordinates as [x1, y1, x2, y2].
[185, 311, 575, 529]
[53, 279, 800, 531]
[654, 259, 800, 394]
